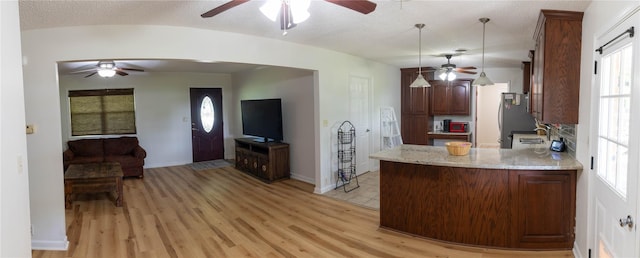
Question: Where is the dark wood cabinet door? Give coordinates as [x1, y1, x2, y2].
[430, 79, 471, 116]
[522, 61, 531, 94]
[400, 115, 429, 145]
[400, 68, 433, 145]
[531, 10, 582, 124]
[510, 170, 576, 249]
[449, 80, 470, 115]
[532, 28, 545, 121]
[401, 69, 430, 115]
[429, 81, 449, 115]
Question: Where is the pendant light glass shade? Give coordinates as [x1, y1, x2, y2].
[410, 23, 431, 88]
[410, 74, 430, 88]
[473, 18, 494, 86]
[474, 71, 493, 86]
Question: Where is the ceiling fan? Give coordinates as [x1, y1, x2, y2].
[201, 0, 377, 31]
[70, 61, 145, 78]
[427, 54, 477, 75]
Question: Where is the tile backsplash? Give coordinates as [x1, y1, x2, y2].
[549, 124, 576, 156]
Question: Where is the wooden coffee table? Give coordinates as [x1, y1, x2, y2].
[64, 162, 123, 209]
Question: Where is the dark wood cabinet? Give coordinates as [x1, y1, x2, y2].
[430, 79, 471, 116]
[379, 161, 577, 250]
[531, 10, 583, 124]
[400, 68, 433, 145]
[522, 61, 531, 94]
[510, 170, 576, 249]
[235, 138, 289, 182]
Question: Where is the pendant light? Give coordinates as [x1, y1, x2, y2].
[410, 23, 431, 88]
[473, 18, 494, 86]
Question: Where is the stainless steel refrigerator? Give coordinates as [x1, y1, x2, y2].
[498, 93, 537, 148]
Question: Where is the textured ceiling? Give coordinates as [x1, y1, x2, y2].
[19, 0, 592, 74]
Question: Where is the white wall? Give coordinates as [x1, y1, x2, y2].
[59, 72, 234, 167]
[20, 25, 399, 248]
[232, 67, 316, 183]
[575, 2, 640, 258]
[0, 1, 33, 256]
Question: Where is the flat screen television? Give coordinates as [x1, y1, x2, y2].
[240, 98, 284, 142]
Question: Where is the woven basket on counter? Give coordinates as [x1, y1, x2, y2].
[445, 141, 472, 156]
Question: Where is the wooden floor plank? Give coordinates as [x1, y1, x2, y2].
[33, 164, 574, 258]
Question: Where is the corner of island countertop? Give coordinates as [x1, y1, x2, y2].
[369, 144, 583, 170]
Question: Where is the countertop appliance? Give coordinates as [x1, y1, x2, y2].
[499, 93, 537, 148]
[449, 122, 468, 132]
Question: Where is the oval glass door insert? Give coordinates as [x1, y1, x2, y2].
[200, 96, 214, 133]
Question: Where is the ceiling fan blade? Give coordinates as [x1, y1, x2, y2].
[119, 67, 144, 72]
[116, 70, 129, 76]
[457, 70, 477, 75]
[69, 68, 97, 74]
[423, 67, 439, 71]
[456, 66, 477, 70]
[324, 0, 377, 14]
[201, 0, 251, 18]
[84, 72, 97, 78]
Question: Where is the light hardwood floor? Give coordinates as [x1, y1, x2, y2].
[33, 165, 574, 258]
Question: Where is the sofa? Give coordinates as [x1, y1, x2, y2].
[63, 136, 147, 178]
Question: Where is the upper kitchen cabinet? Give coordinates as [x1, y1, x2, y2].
[400, 68, 434, 145]
[522, 61, 531, 94]
[430, 79, 472, 116]
[531, 10, 583, 124]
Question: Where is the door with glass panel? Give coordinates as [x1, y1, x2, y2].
[592, 13, 639, 257]
[190, 88, 224, 162]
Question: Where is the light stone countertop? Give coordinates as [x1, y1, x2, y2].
[370, 144, 583, 170]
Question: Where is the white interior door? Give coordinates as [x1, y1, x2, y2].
[475, 83, 509, 148]
[349, 75, 371, 175]
[591, 12, 639, 258]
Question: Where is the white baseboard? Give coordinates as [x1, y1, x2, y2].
[290, 173, 314, 185]
[32, 237, 69, 251]
[316, 183, 336, 194]
[572, 242, 584, 258]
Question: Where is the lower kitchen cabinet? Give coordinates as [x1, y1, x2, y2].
[510, 170, 576, 249]
[379, 160, 576, 250]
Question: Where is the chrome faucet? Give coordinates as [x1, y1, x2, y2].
[533, 125, 551, 141]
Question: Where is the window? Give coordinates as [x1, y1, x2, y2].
[69, 88, 136, 136]
[200, 95, 215, 133]
[597, 43, 632, 197]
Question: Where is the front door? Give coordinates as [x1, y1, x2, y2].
[190, 88, 224, 162]
[591, 13, 639, 257]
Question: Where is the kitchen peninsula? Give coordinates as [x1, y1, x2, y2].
[370, 145, 582, 250]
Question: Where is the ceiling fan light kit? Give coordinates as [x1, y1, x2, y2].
[97, 61, 116, 78]
[260, 0, 311, 34]
[473, 17, 494, 86]
[97, 69, 116, 78]
[410, 23, 431, 88]
[70, 60, 145, 78]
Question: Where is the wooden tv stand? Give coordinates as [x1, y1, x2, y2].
[234, 138, 290, 183]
